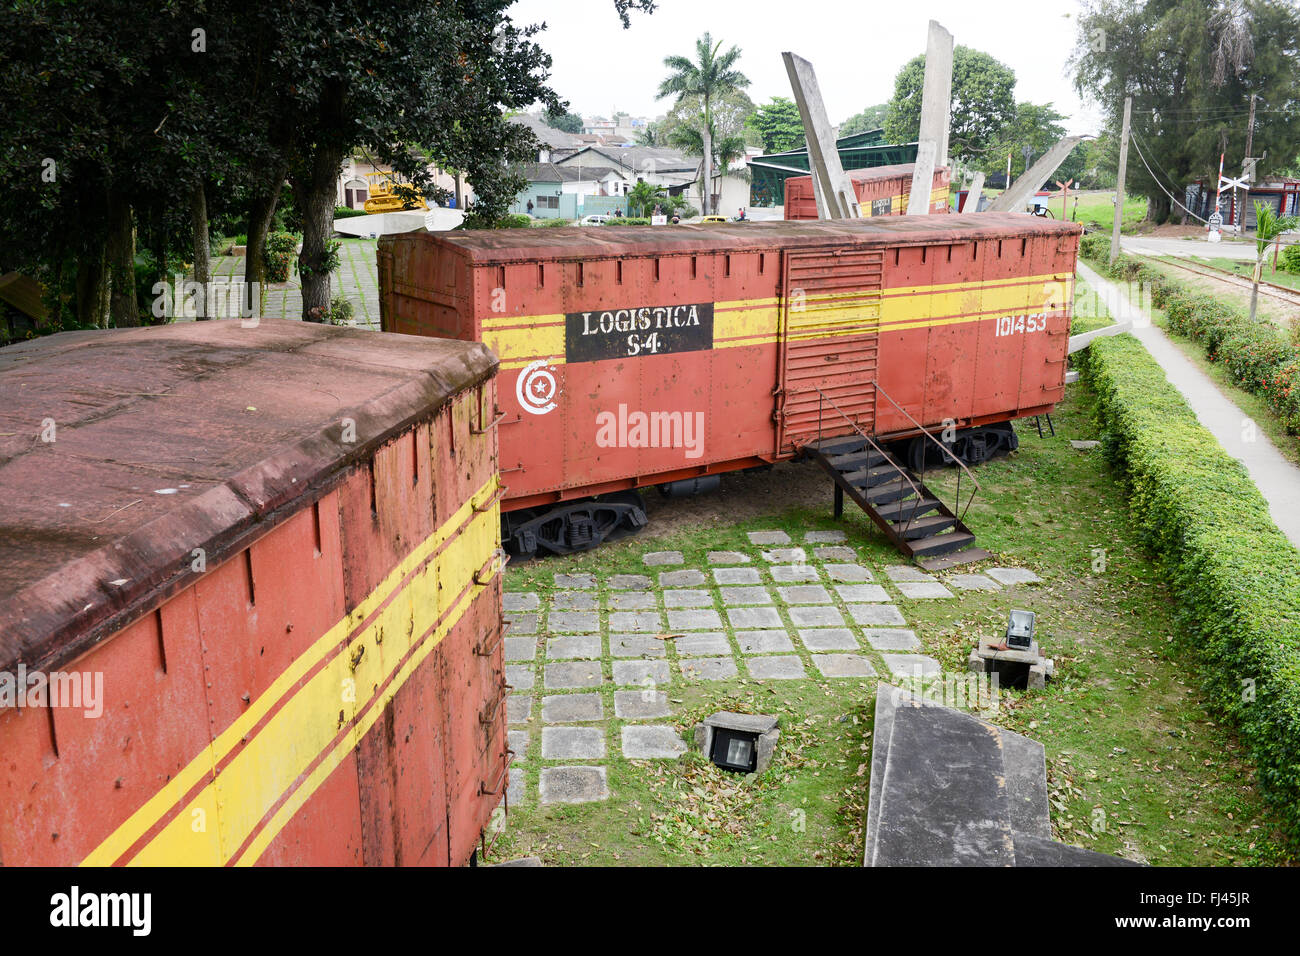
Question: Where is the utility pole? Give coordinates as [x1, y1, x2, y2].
[1237, 93, 1257, 234]
[1110, 96, 1132, 264]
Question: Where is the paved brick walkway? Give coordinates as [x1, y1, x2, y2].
[502, 529, 1040, 807]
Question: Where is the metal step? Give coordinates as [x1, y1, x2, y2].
[873, 497, 942, 522]
[807, 436, 868, 456]
[917, 547, 993, 571]
[843, 464, 900, 489]
[829, 450, 887, 472]
[909, 530, 976, 557]
[891, 513, 956, 540]
[862, 478, 916, 506]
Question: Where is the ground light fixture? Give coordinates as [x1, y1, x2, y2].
[710, 728, 760, 773]
[693, 712, 780, 774]
[1005, 609, 1036, 649]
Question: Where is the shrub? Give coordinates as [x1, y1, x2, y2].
[1281, 243, 1300, 276]
[1219, 323, 1296, 392]
[1262, 359, 1300, 434]
[263, 232, 297, 283]
[334, 206, 370, 220]
[540, 217, 573, 227]
[1076, 327, 1300, 847]
[1079, 232, 1110, 261]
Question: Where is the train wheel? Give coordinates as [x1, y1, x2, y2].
[502, 491, 648, 558]
[901, 423, 1019, 469]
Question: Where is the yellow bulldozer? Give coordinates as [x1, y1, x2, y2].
[362, 171, 429, 214]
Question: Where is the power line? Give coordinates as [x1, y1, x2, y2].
[1127, 130, 1212, 224]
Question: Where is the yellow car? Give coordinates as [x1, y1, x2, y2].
[700, 215, 728, 223]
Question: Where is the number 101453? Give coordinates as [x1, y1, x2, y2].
[994, 312, 1050, 337]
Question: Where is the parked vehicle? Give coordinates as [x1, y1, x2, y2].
[378, 213, 1080, 565]
[0, 320, 505, 866]
[580, 214, 611, 226]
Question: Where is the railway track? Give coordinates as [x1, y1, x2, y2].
[1136, 253, 1300, 308]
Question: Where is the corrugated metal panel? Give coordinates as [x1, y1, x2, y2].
[778, 250, 883, 451]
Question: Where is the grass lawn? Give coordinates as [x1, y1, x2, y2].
[488, 293, 1293, 866]
[1071, 192, 1148, 234]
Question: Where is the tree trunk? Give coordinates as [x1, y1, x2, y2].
[243, 161, 287, 318]
[106, 193, 138, 327]
[76, 241, 109, 329]
[191, 182, 211, 319]
[292, 146, 346, 323]
[700, 119, 713, 217]
[1250, 255, 1263, 322]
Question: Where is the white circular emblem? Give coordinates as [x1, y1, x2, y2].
[516, 360, 558, 415]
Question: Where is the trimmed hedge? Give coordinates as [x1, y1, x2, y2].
[1082, 244, 1300, 435]
[1075, 324, 1300, 846]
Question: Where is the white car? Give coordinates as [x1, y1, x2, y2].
[580, 214, 611, 226]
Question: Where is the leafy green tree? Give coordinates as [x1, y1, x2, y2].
[1071, 0, 1300, 223]
[657, 33, 750, 215]
[883, 46, 1016, 163]
[627, 180, 665, 217]
[981, 102, 1068, 180]
[545, 109, 585, 134]
[1249, 201, 1299, 319]
[839, 104, 889, 137]
[746, 97, 804, 154]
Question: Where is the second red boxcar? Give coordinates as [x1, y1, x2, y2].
[379, 213, 1079, 555]
[0, 319, 505, 866]
[783, 164, 952, 220]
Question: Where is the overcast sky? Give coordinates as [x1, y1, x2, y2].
[508, 0, 1104, 135]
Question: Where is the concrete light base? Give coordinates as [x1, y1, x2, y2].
[693, 711, 780, 774]
[968, 638, 1055, 690]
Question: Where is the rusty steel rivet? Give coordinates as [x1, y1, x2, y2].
[114, 777, 124, 789]
[241, 693, 250, 704]
[285, 623, 293, 633]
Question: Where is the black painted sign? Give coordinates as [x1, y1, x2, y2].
[870, 196, 893, 217]
[565, 302, 714, 362]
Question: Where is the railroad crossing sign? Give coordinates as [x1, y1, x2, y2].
[1053, 178, 1074, 221]
[1219, 172, 1249, 192]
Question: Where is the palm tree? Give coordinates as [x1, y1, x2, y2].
[658, 33, 750, 216]
[1249, 200, 1299, 321]
[667, 123, 748, 211]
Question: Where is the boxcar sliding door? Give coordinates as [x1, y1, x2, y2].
[775, 248, 883, 454]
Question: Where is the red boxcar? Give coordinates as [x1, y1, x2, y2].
[379, 213, 1080, 555]
[0, 320, 506, 866]
[784, 164, 952, 220]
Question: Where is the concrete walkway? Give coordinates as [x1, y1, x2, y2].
[1120, 235, 1257, 260]
[1077, 261, 1300, 549]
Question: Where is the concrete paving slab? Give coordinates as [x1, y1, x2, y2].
[504, 636, 537, 662]
[735, 629, 795, 654]
[507, 767, 526, 806]
[504, 592, 539, 612]
[505, 612, 537, 635]
[608, 611, 663, 633]
[986, 566, 1043, 586]
[881, 654, 941, 678]
[547, 611, 599, 632]
[805, 530, 847, 543]
[609, 591, 657, 610]
[884, 565, 935, 583]
[505, 664, 535, 691]
[714, 567, 760, 585]
[554, 573, 596, 589]
[949, 574, 1002, 591]
[621, 725, 687, 759]
[798, 628, 859, 651]
[659, 569, 706, 587]
[748, 530, 791, 545]
[509, 729, 528, 762]
[825, 564, 874, 582]
[814, 546, 857, 561]
[541, 726, 605, 760]
[812, 654, 877, 678]
[644, 551, 684, 566]
[663, 588, 713, 608]
[833, 583, 890, 602]
[849, 604, 907, 626]
[863, 628, 922, 651]
[507, 694, 532, 724]
[609, 633, 667, 658]
[720, 586, 773, 606]
[546, 634, 602, 660]
[609, 574, 652, 590]
[761, 547, 807, 563]
[543, 661, 604, 690]
[540, 692, 604, 722]
[539, 766, 608, 804]
[746, 655, 807, 680]
[895, 581, 954, 599]
[668, 608, 724, 630]
[770, 564, 819, 583]
[552, 590, 597, 611]
[787, 605, 844, 628]
[612, 659, 671, 686]
[679, 657, 739, 681]
[614, 690, 671, 719]
[727, 606, 785, 629]
[777, 585, 832, 604]
[674, 632, 732, 656]
[708, 550, 751, 564]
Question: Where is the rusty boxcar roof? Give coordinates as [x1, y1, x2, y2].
[402, 213, 1080, 265]
[0, 319, 496, 672]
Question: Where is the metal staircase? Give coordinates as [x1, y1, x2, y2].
[801, 386, 991, 570]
